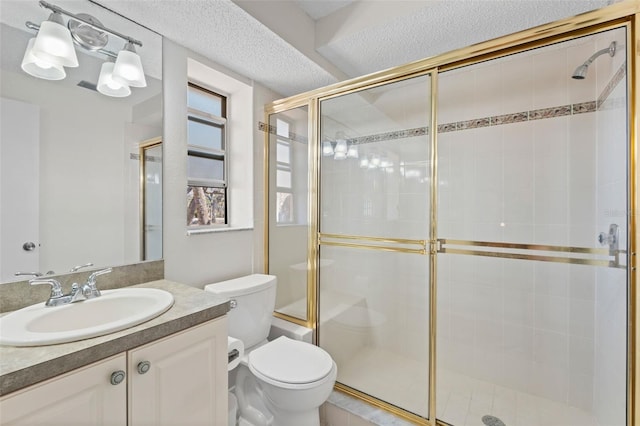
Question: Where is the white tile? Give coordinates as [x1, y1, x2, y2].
[503, 223, 534, 243]
[534, 188, 568, 226]
[534, 225, 568, 246]
[534, 329, 568, 368]
[475, 286, 503, 323]
[504, 323, 534, 359]
[568, 186, 596, 226]
[475, 59, 504, 118]
[568, 114, 596, 189]
[535, 262, 569, 298]
[503, 259, 534, 292]
[568, 371, 594, 412]
[569, 298, 595, 339]
[569, 335, 594, 376]
[532, 47, 569, 109]
[530, 362, 569, 404]
[535, 294, 568, 334]
[476, 319, 503, 355]
[504, 289, 534, 327]
[533, 118, 568, 189]
[501, 54, 534, 114]
[569, 264, 595, 300]
[451, 314, 476, 343]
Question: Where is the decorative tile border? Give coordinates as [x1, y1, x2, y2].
[258, 62, 626, 144]
[129, 153, 162, 162]
[349, 127, 428, 145]
[598, 62, 626, 107]
[258, 121, 308, 143]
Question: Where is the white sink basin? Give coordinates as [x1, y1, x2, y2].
[0, 288, 174, 347]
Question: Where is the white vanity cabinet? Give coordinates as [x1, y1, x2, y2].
[128, 316, 228, 426]
[0, 317, 228, 426]
[0, 353, 127, 425]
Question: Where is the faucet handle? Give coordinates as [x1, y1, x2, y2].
[29, 278, 64, 299]
[87, 267, 112, 284]
[15, 272, 43, 277]
[70, 263, 93, 272]
[85, 268, 112, 298]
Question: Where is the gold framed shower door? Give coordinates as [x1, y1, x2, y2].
[264, 2, 640, 425]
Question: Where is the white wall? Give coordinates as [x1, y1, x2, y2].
[162, 39, 279, 287]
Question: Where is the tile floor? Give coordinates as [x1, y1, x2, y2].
[334, 346, 600, 426]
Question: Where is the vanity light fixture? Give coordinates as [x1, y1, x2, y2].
[323, 133, 359, 160]
[347, 144, 359, 159]
[22, 0, 145, 96]
[28, 11, 78, 69]
[322, 140, 334, 156]
[112, 42, 147, 88]
[21, 37, 67, 80]
[97, 59, 131, 97]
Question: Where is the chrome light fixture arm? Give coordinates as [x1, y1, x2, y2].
[25, 21, 118, 58]
[38, 0, 142, 47]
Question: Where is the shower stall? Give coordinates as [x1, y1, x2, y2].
[265, 4, 637, 426]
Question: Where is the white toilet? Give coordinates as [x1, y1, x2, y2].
[205, 274, 337, 426]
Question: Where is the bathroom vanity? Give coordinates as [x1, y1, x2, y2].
[0, 280, 230, 425]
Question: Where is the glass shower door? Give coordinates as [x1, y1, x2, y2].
[318, 74, 432, 420]
[142, 142, 162, 260]
[435, 27, 629, 426]
[268, 106, 310, 322]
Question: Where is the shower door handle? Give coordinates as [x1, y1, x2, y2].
[598, 224, 619, 256]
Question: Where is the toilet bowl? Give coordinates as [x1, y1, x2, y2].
[205, 274, 337, 426]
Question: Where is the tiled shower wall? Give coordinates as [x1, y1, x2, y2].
[437, 27, 627, 423]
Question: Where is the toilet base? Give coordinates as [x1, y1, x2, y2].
[238, 416, 256, 426]
[264, 408, 321, 426]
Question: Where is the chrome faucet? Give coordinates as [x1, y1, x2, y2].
[72, 267, 112, 301]
[29, 267, 112, 307]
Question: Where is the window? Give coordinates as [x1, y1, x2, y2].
[187, 83, 228, 226]
[275, 119, 294, 224]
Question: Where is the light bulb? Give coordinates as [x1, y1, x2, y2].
[21, 38, 66, 80]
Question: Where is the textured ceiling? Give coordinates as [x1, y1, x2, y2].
[314, 0, 610, 78]
[94, 0, 340, 96]
[92, 0, 613, 97]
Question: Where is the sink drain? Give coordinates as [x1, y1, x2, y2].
[482, 415, 506, 426]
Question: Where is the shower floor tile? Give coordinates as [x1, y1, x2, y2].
[336, 346, 600, 426]
[437, 369, 600, 426]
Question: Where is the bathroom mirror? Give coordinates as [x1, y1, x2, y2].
[0, 0, 163, 283]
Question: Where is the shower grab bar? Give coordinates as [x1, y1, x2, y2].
[319, 233, 428, 255]
[437, 239, 626, 269]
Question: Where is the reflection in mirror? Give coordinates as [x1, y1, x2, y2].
[268, 107, 310, 321]
[0, 0, 163, 283]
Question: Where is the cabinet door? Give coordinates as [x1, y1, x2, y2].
[0, 353, 127, 426]
[128, 317, 228, 426]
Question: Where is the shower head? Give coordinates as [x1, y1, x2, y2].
[572, 64, 589, 80]
[572, 41, 616, 80]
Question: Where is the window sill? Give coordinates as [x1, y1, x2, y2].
[186, 226, 253, 236]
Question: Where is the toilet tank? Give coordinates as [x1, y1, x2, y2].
[204, 274, 277, 349]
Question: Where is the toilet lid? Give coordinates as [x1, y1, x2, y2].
[249, 336, 333, 384]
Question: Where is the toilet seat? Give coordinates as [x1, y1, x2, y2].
[249, 336, 334, 390]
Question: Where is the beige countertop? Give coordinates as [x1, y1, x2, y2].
[0, 280, 229, 396]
